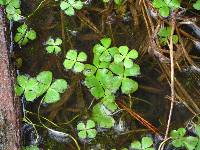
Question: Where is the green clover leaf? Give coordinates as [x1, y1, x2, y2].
[109, 62, 140, 94]
[2, 0, 22, 21]
[45, 37, 62, 54]
[15, 71, 68, 103]
[63, 49, 87, 73]
[193, 0, 200, 10]
[93, 37, 118, 62]
[44, 79, 68, 103]
[77, 120, 97, 139]
[15, 71, 53, 101]
[60, 0, 83, 16]
[114, 46, 138, 68]
[92, 103, 115, 128]
[14, 24, 36, 46]
[131, 136, 154, 150]
[170, 128, 198, 150]
[152, 0, 180, 17]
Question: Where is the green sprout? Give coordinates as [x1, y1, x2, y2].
[193, 0, 200, 10]
[63, 50, 87, 73]
[14, 24, 36, 46]
[152, 0, 181, 17]
[131, 137, 155, 150]
[45, 37, 62, 54]
[170, 128, 198, 150]
[60, 0, 83, 16]
[15, 71, 68, 103]
[158, 26, 179, 45]
[77, 120, 97, 139]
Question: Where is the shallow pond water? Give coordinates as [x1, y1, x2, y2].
[10, 0, 200, 149]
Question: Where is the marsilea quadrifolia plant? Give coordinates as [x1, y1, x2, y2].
[63, 38, 140, 129]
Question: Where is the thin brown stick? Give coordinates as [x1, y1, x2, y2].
[164, 19, 175, 139]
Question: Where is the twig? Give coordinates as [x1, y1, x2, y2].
[164, 19, 175, 140]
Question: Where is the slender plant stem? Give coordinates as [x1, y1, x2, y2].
[164, 19, 175, 139]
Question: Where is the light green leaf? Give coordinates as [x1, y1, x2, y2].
[131, 141, 141, 149]
[124, 58, 133, 68]
[86, 120, 95, 129]
[72, 1, 83, 10]
[127, 49, 138, 59]
[100, 38, 111, 49]
[118, 46, 129, 56]
[183, 136, 198, 150]
[141, 137, 153, 149]
[121, 78, 138, 94]
[87, 129, 97, 138]
[124, 64, 140, 77]
[74, 62, 85, 72]
[50, 79, 68, 93]
[84, 76, 104, 99]
[17, 75, 28, 89]
[92, 103, 115, 128]
[159, 6, 170, 17]
[114, 54, 124, 63]
[77, 122, 86, 130]
[78, 130, 87, 139]
[109, 62, 124, 76]
[83, 64, 97, 76]
[63, 59, 76, 70]
[66, 50, 78, 60]
[77, 52, 87, 62]
[193, 0, 200, 10]
[44, 88, 60, 103]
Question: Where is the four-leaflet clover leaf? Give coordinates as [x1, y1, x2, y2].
[131, 137, 155, 150]
[63, 49, 87, 73]
[170, 128, 198, 150]
[0, 0, 22, 21]
[93, 38, 118, 62]
[60, 0, 83, 16]
[77, 120, 97, 139]
[109, 62, 140, 94]
[45, 37, 62, 54]
[158, 27, 178, 45]
[114, 46, 138, 68]
[14, 24, 36, 46]
[152, 0, 180, 17]
[15, 71, 68, 103]
[15, 71, 52, 101]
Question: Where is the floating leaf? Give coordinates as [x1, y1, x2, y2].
[77, 120, 97, 139]
[60, 0, 83, 16]
[14, 24, 36, 46]
[63, 50, 87, 72]
[44, 79, 68, 103]
[45, 37, 62, 54]
[92, 103, 115, 128]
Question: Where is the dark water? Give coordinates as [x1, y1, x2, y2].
[11, 0, 200, 149]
